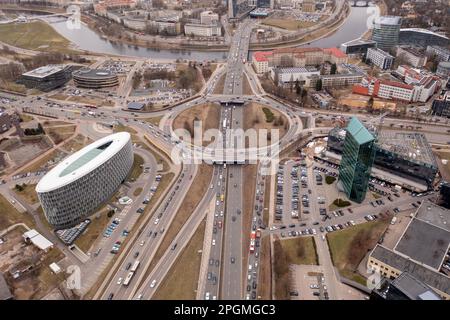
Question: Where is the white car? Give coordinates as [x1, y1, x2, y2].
[154, 218, 160, 225]
[212, 239, 216, 246]
[205, 292, 210, 300]
[117, 277, 123, 285]
[150, 280, 157, 288]
[140, 240, 145, 246]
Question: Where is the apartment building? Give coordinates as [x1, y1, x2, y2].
[366, 48, 395, 70]
[396, 46, 427, 68]
[252, 51, 273, 74]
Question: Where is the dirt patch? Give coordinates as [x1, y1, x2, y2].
[172, 103, 220, 147]
[153, 220, 205, 300]
[242, 74, 253, 95]
[243, 103, 288, 147]
[213, 73, 226, 94]
[144, 163, 213, 279]
[258, 235, 272, 299]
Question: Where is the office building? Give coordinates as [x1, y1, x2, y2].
[399, 28, 449, 48]
[269, 47, 348, 68]
[366, 48, 395, 70]
[328, 129, 437, 189]
[184, 23, 222, 37]
[309, 73, 364, 88]
[18, 65, 73, 92]
[426, 45, 450, 63]
[72, 68, 119, 89]
[200, 11, 219, 25]
[271, 66, 320, 87]
[338, 117, 376, 203]
[371, 16, 402, 51]
[437, 61, 450, 77]
[431, 91, 450, 117]
[396, 46, 427, 68]
[340, 38, 377, 56]
[36, 132, 133, 229]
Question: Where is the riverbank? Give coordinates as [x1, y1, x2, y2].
[0, 3, 352, 53]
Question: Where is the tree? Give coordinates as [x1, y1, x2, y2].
[330, 63, 337, 75]
[367, 96, 374, 114]
[315, 79, 323, 91]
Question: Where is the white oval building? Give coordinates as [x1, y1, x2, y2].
[36, 132, 134, 229]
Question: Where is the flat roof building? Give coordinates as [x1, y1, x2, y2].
[340, 38, 377, 55]
[366, 48, 395, 70]
[72, 68, 119, 89]
[18, 64, 73, 92]
[23, 229, 54, 252]
[127, 101, 145, 110]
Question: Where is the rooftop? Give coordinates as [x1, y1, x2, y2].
[341, 38, 377, 47]
[401, 28, 449, 40]
[368, 47, 394, 58]
[127, 101, 145, 110]
[371, 245, 450, 297]
[391, 272, 441, 300]
[22, 65, 68, 79]
[253, 51, 273, 62]
[416, 201, 450, 232]
[346, 117, 375, 145]
[277, 66, 319, 74]
[376, 132, 437, 167]
[395, 218, 450, 270]
[36, 132, 131, 193]
[72, 68, 117, 79]
[375, 16, 402, 26]
[324, 47, 348, 59]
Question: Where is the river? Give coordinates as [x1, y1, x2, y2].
[47, 5, 374, 61]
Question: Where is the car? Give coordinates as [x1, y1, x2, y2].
[107, 293, 114, 300]
[126, 262, 132, 270]
[150, 280, 157, 288]
[134, 251, 139, 258]
[231, 257, 235, 264]
[117, 277, 123, 285]
[140, 240, 145, 246]
[212, 239, 216, 246]
[289, 290, 299, 296]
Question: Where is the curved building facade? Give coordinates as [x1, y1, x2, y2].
[72, 68, 119, 89]
[36, 132, 133, 229]
[372, 16, 402, 51]
[399, 28, 449, 48]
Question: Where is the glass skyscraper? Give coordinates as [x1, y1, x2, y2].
[372, 16, 402, 51]
[339, 117, 376, 203]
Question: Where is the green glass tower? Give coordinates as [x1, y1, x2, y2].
[339, 117, 376, 203]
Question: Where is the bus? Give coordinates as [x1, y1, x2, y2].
[130, 260, 140, 273]
[123, 271, 134, 287]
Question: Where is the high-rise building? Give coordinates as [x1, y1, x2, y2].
[372, 16, 402, 51]
[338, 117, 376, 203]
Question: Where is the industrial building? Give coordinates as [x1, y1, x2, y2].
[36, 132, 133, 229]
[371, 16, 402, 51]
[72, 68, 119, 89]
[328, 128, 438, 189]
[338, 117, 376, 203]
[18, 65, 73, 92]
[371, 272, 441, 300]
[368, 201, 450, 300]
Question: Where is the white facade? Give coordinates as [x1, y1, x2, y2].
[396, 47, 427, 68]
[200, 11, 219, 25]
[271, 67, 320, 86]
[36, 132, 133, 229]
[184, 23, 222, 37]
[367, 48, 395, 70]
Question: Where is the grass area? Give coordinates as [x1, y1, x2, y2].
[435, 150, 450, 181]
[145, 164, 212, 278]
[279, 236, 318, 265]
[262, 18, 318, 30]
[258, 235, 272, 299]
[153, 220, 205, 300]
[143, 116, 164, 127]
[0, 21, 71, 52]
[0, 80, 27, 94]
[243, 103, 288, 147]
[61, 134, 88, 153]
[13, 183, 38, 205]
[74, 206, 110, 253]
[143, 136, 171, 172]
[128, 154, 144, 182]
[20, 114, 34, 122]
[242, 73, 253, 95]
[48, 93, 68, 101]
[133, 187, 143, 197]
[172, 103, 220, 147]
[114, 124, 138, 135]
[325, 176, 336, 185]
[273, 236, 318, 299]
[44, 125, 76, 144]
[18, 149, 60, 174]
[262, 107, 275, 123]
[263, 175, 271, 226]
[327, 219, 389, 285]
[0, 194, 35, 230]
[36, 206, 53, 232]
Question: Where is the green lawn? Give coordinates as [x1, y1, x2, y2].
[327, 220, 389, 284]
[74, 206, 110, 253]
[0, 21, 71, 52]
